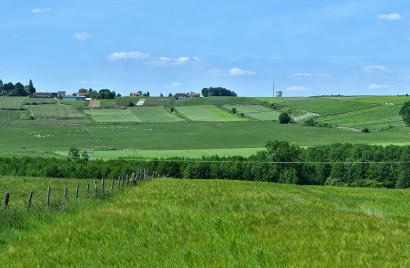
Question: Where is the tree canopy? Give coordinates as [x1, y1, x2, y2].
[201, 87, 237, 97]
[0, 79, 36, 96]
[400, 101, 410, 126]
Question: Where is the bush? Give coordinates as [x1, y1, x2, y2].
[279, 113, 291, 124]
[231, 108, 237, 114]
[362, 127, 370, 133]
[303, 118, 316, 127]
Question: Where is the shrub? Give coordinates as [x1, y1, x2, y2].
[279, 113, 291, 124]
[303, 118, 316, 127]
[362, 127, 370, 133]
[231, 108, 237, 114]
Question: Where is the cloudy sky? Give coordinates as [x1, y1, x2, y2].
[1, 0, 410, 96]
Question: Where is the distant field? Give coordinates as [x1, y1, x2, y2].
[128, 106, 183, 122]
[175, 97, 260, 106]
[2, 179, 410, 266]
[320, 105, 403, 130]
[55, 147, 263, 159]
[99, 99, 117, 108]
[30, 104, 87, 120]
[0, 96, 26, 110]
[325, 95, 410, 105]
[85, 109, 140, 123]
[0, 110, 22, 124]
[224, 104, 280, 121]
[177, 105, 246, 121]
[24, 98, 57, 105]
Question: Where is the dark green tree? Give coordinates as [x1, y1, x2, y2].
[25, 80, 36, 95]
[279, 113, 291, 124]
[400, 101, 410, 126]
[68, 148, 80, 160]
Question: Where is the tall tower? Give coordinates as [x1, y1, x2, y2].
[272, 81, 275, 98]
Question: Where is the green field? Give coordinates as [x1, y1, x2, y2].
[129, 106, 183, 122]
[0, 96, 26, 110]
[177, 105, 246, 121]
[85, 109, 140, 123]
[1, 178, 409, 266]
[224, 104, 281, 121]
[55, 147, 263, 159]
[30, 104, 87, 120]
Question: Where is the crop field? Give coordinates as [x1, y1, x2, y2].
[319, 105, 403, 130]
[0, 110, 22, 124]
[99, 99, 117, 108]
[0, 178, 409, 266]
[177, 105, 246, 121]
[175, 96, 260, 106]
[24, 98, 57, 105]
[128, 106, 183, 122]
[55, 147, 263, 159]
[0, 96, 26, 110]
[224, 104, 280, 121]
[30, 104, 87, 120]
[85, 109, 140, 123]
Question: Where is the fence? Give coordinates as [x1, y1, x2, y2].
[2, 170, 161, 211]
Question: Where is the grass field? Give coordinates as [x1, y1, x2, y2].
[128, 106, 183, 122]
[55, 147, 263, 159]
[177, 105, 246, 121]
[1, 178, 409, 266]
[0, 96, 26, 110]
[224, 104, 281, 121]
[85, 109, 140, 123]
[2, 121, 410, 158]
[0, 110, 22, 123]
[30, 104, 87, 120]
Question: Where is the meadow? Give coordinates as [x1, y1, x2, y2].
[85, 109, 140, 123]
[176, 105, 246, 121]
[128, 106, 183, 122]
[0, 178, 409, 266]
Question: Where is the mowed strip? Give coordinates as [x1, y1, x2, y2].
[128, 107, 184, 122]
[224, 104, 280, 121]
[30, 104, 87, 120]
[1, 179, 410, 266]
[177, 105, 246, 121]
[85, 109, 140, 123]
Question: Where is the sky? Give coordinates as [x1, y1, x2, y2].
[1, 0, 410, 97]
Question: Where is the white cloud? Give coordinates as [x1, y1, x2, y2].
[228, 67, 255, 76]
[171, 82, 182, 87]
[368, 83, 390, 90]
[108, 51, 151, 61]
[292, 73, 313, 78]
[73, 32, 90, 41]
[378, 13, 403, 21]
[363, 65, 392, 74]
[286, 86, 310, 91]
[151, 56, 199, 66]
[30, 8, 51, 14]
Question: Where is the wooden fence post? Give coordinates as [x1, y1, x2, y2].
[86, 184, 90, 196]
[110, 178, 114, 193]
[76, 184, 79, 199]
[28, 191, 34, 209]
[94, 180, 98, 194]
[63, 187, 68, 207]
[101, 177, 105, 194]
[3, 192, 10, 210]
[47, 186, 51, 208]
[118, 176, 121, 188]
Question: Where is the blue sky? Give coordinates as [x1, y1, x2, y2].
[1, 0, 410, 96]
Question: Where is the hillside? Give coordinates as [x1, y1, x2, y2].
[1, 178, 409, 266]
[0, 95, 410, 159]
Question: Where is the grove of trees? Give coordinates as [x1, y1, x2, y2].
[1, 141, 410, 189]
[400, 101, 410, 126]
[201, 87, 237, 97]
[0, 79, 36, 96]
[77, 88, 116, 99]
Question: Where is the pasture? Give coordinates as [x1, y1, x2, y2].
[177, 105, 246, 121]
[128, 106, 183, 122]
[30, 104, 87, 120]
[1, 178, 409, 266]
[224, 104, 280, 121]
[85, 109, 140, 123]
[0, 96, 26, 110]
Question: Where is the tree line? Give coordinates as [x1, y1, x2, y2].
[1, 141, 410, 188]
[201, 87, 237, 97]
[77, 88, 118, 99]
[0, 79, 36, 96]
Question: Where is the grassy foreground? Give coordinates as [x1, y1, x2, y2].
[1, 179, 410, 266]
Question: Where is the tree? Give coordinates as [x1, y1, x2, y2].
[168, 93, 173, 97]
[279, 113, 291, 124]
[98, 89, 116, 99]
[400, 101, 410, 126]
[81, 151, 89, 161]
[13, 82, 28, 96]
[25, 80, 36, 95]
[231, 108, 237, 114]
[68, 148, 80, 160]
[201, 87, 237, 97]
[0, 80, 3, 95]
[160, 93, 164, 97]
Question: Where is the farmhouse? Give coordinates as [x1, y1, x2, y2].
[32, 92, 57, 98]
[175, 92, 201, 99]
[130, 92, 142, 97]
[63, 96, 86, 101]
